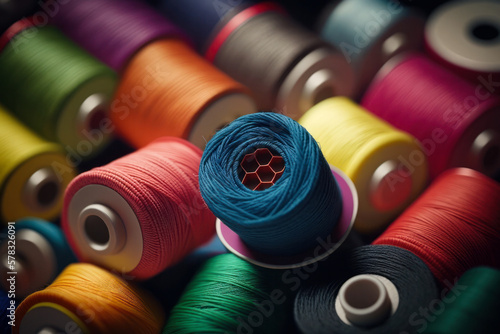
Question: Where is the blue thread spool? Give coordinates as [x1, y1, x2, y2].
[318, 0, 425, 95]
[0, 218, 76, 299]
[199, 112, 357, 268]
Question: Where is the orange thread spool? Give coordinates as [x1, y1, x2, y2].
[111, 39, 256, 149]
[14, 263, 165, 334]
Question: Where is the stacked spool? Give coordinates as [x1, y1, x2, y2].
[14, 263, 165, 334]
[299, 97, 428, 235]
[62, 137, 216, 279]
[362, 53, 500, 179]
[318, 0, 425, 95]
[0, 105, 75, 223]
[199, 112, 358, 268]
[51, 0, 257, 149]
[0, 18, 118, 159]
[425, 0, 500, 86]
[160, 0, 355, 119]
[0, 218, 76, 300]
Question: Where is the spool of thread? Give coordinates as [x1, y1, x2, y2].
[199, 112, 358, 267]
[62, 137, 216, 280]
[111, 38, 256, 150]
[424, 266, 500, 334]
[0, 0, 37, 34]
[318, 0, 425, 95]
[14, 263, 165, 334]
[373, 168, 500, 286]
[0, 19, 118, 156]
[273, 0, 331, 28]
[0, 105, 75, 223]
[0, 289, 12, 333]
[51, 0, 188, 72]
[0, 218, 76, 300]
[425, 1, 500, 85]
[161, 0, 355, 119]
[159, 0, 249, 52]
[361, 53, 500, 180]
[294, 245, 439, 334]
[163, 253, 288, 334]
[299, 97, 427, 235]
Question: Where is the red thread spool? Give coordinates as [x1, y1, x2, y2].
[373, 168, 500, 286]
[62, 137, 216, 279]
[362, 53, 500, 180]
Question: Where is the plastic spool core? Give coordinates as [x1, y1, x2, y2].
[471, 130, 500, 173]
[23, 167, 61, 212]
[302, 69, 336, 108]
[78, 204, 126, 255]
[38, 328, 59, 334]
[369, 160, 412, 212]
[338, 275, 394, 328]
[470, 21, 499, 42]
[0, 229, 56, 298]
[238, 148, 285, 191]
[77, 93, 109, 135]
[20, 303, 87, 334]
[382, 33, 407, 57]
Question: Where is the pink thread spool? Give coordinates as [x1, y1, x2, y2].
[361, 53, 500, 180]
[62, 137, 216, 279]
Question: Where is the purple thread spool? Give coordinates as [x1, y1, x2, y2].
[51, 0, 189, 72]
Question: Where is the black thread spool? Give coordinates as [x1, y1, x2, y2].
[294, 245, 439, 334]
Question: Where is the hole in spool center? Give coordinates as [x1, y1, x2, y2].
[343, 279, 382, 310]
[313, 85, 334, 105]
[87, 108, 107, 132]
[84, 215, 110, 248]
[470, 22, 499, 42]
[484, 145, 500, 169]
[37, 181, 59, 208]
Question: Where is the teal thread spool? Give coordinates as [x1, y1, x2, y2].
[424, 266, 500, 334]
[0, 19, 118, 159]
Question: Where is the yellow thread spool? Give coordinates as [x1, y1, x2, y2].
[0, 105, 75, 223]
[15, 263, 165, 334]
[299, 97, 428, 234]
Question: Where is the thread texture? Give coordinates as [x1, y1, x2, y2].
[14, 263, 165, 334]
[199, 112, 342, 256]
[374, 168, 500, 285]
[0, 105, 75, 223]
[51, 0, 188, 72]
[424, 266, 500, 334]
[63, 137, 216, 279]
[361, 53, 500, 179]
[294, 245, 438, 334]
[163, 253, 287, 334]
[111, 38, 254, 149]
[0, 23, 117, 152]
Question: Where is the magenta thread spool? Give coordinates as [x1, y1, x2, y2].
[425, 0, 500, 87]
[361, 53, 500, 180]
[51, 0, 189, 72]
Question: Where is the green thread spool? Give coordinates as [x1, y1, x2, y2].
[163, 253, 288, 334]
[0, 22, 117, 159]
[0, 105, 75, 223]
[424, 266, 500, 334]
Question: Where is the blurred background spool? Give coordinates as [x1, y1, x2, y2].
[299, 97, 427, 235]
[294, 245, 438, 334]
[0, 105, 75, 223]
[51, 0, 188, 72]
[318, 0, 425, 95]
[163, 253, 289, 334]
[362, 53, 500, 180]
[111, 38, 256, 150]
[0, 289, 11, 333]
[0, 218, 76, 300]
[62, 137, 216, 280]
[160, 0, 355, 119]
[424, 266, 500, 334]
[425, 0, 500, 85]
[199, 112, 357, 266]
[14, 263, 165, 334]
[0, 20, 118, 158]
[0, 0, 38, 34]
[374, 168, 500, 286]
